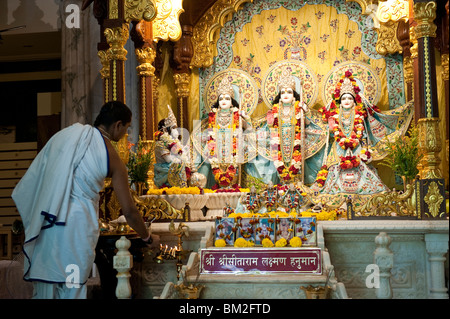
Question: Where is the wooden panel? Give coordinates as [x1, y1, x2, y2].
[0, 179, 20, 188]
[0, 142, 37, 151]
[0, 143, 36, 231]
[0, 207, 19, 216]
[0, 160, 33, 170]
[0, 170, 27, 179]
[0, 229, 12, 260]
[0, 189, 12, 197]
[0, 216, 20, 226]
[0, 198, 15, 207]
[0, 151, 37, 161]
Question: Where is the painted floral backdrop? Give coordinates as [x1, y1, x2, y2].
[196, 0, 405, 119]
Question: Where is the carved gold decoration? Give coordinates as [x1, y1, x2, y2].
[135, 195, 184, 221]
[403, 56, 414, 84]
[423, 181, 444, 218]
[191, 0, 253, 68]
[135, 47, 156, 77]
[353, 184, 416, 217]
[153, 0, 184, 42]
[124, 0, 157, 22]
[418, 118, 443, 179]
[98, 50, 112, 79]
[109, 0, 119, 19]
[442, 53, 449, 82]
[140, 77, 148, 139]
[144, 140, 156, 189]
[105, 24, 128, 101]
[111, 133, 130, 164]
[413, 1, 437, 38]
[301, 181, 417, 218]
[347, 0, 374, 15]
[410, 26, 418, 59]
[423, 37, 433, 118]
[152, 75, 161, 134]
[375, 20, 402, 55]
[104, 25, 129, 61]
[174, 73, 190, 130]
[98, 49, 111, 103]
[174, 73, 191, 98]
[377, 0, 409, 23]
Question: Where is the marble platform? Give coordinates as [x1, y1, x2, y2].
[126, 219, 448, 299]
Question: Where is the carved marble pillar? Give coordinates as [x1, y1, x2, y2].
[114, 236, 133, 299]
[374, 232, 394, 299]
[425, 233, 449, 299]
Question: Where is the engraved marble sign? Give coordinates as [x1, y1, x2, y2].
[200, 247, 322, 274]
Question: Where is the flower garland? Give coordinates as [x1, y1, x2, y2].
[285, 191, 300, 211]
[154, 130, 183, 155]
[315, 165, 328, 187]
[269, 101, 303, 182]
[207, 108, 240, 188]
[263, 188, 277, 209]
[317, 71, 374, 180]
[245, 192, 260, 212]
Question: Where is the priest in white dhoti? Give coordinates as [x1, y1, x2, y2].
[12, 101, 151, 299]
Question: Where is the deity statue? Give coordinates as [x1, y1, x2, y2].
[248, 69, 327, 186]
[241, 186, 262, 214]
[202, 77, 252, 189]
[280, 183, 305, 213]
[315, 70, 398, 196]
[262, 181, 278, 212]
[153, 105, 191, 188]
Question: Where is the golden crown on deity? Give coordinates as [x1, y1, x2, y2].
[216, 76, 235, 99]
[164, 104, 177, 128]
[278, 69, 296, 91]
[340, 77, 356, 98]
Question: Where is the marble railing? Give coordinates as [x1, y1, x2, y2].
[320, 220, 449, 299]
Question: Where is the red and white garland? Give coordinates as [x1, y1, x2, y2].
[317, 71, 376, 181]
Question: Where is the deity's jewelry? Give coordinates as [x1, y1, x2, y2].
[217, 110, 233, 127]
[164, 104, 177, 128]
[278, 69, 296, 91]
[340, 78, 356, 98]
[217, 77, 235, 99]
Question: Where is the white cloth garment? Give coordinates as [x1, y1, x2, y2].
[12, 123, 108, 289]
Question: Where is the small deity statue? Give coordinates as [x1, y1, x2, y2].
[242, 185, 261, 214]
[280, 183, 304, 213]
[153, 105, 191, 188]
[316, 71, 391, 195]
[205, 76, 252, 189]
[262, 181, 278, 212]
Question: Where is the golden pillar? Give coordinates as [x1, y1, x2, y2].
[174, 73, 191, 130]
[412, 1, 447, 219]
[413, 1, 442, 179]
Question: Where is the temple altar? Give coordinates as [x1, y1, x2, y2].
[78, 0, 450, 301]
[108, 219, 447, 299]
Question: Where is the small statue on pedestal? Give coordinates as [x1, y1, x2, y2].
[262, 181, 278, 212]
